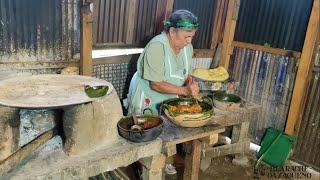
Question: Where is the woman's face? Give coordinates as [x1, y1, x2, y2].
[169, 28, 197, 50]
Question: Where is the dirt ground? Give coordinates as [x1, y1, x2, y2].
[91, 152, 319, 180]
[167, 153, 319, 180]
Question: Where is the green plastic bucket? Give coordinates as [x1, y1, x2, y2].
[256, 128, 295, 167]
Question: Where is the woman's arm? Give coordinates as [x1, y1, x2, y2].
[150, 80, 200, 98]
[150, 81, 189, 96]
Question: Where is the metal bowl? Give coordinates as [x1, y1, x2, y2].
[117, 115, 163, 142]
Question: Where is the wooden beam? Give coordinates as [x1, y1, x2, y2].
[199, 133, 219, 145]
[193, 49, 215, 58]
[202, 141, 250, 158]
[140, 154, 166, 180]
[285, 0, 320, 135]
[232, 41, 302, 59]
[210, 0, 228, 49]
[0, 129, 57, 175]
[220, 0, 240, 69]
[80, 3, 93, 76]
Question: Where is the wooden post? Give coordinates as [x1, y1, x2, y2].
[80, 1, 93, 76]
[155, 0, 174, 34]
[183, 140, 202, 180]
[220, 0, 240, 69]
[285, 0, 320, 135]
[210, 0, 228, 50]
[141, 154, 166, 180]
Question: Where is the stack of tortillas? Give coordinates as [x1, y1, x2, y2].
[192, 66, 229, 82]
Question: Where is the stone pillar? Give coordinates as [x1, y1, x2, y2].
[63, 89, 123, 156]
[0, 106, 20, 161]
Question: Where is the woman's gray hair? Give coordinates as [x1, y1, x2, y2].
[164, 9, 198, 32]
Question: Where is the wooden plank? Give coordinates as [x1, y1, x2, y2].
[231, 121, 250, 143]
[164, 145, 177, 157]
[232, 41, 301, 59]
[80, 3, 93, 76]
[140, 154, 166, 180]
[285, 0, 320, 135]
[220, 0, 240, 69]
[199, 133, 219, 145]
[210, 0, 223, 49]
[193, 49, 215, 58]
[0, 129, 57, 175]
[4, 138, 162, 179]
[125, 0, 137, 43]
[183, 140, 202, 180]
[202, 141, 250, 159]
[161, 125, 225, 148]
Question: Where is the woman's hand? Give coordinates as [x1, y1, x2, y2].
[186, 76, 201, 99]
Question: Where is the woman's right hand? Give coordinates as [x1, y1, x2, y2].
[186, 78, 201, 99]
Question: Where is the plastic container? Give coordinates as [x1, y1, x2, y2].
[257, 128, 295, 167]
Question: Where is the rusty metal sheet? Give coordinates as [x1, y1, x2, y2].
[0, 75, 113, 109]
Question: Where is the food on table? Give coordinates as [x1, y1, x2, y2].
[168, 104, 202, 113]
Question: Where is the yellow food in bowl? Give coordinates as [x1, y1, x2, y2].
[192, 67, 229, 81]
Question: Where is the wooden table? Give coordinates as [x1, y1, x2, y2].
[201, 102, 261, 171]
[2, 103, 260, 180]
[140, 117, 225, 180]
[141, 102, 260, 180]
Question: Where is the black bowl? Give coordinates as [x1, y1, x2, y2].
[117, 115, 163, 143]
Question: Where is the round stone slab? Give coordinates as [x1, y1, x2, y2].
[0, 74, 113, 109]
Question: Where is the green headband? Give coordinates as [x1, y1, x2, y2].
[163, 20, 199, 29]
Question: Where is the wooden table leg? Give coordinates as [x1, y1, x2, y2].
[231, 121, 250, 165]
[183, 140, 202, 180]
[140, 154, 166, 180]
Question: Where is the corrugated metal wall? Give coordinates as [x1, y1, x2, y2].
[292, 70, 320, 171]
[234, 0, 313, 52]
[93, 0, 129, 44]
[173, 0, 217, 49]
[0, 0, 80, 73]
[133, 0, 158, 44]
[93, 0, 159, 46]
[93, 0, 218, 48]
[229, 47, 297, 142]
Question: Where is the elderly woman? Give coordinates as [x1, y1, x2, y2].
[127, 9, 200, 115]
